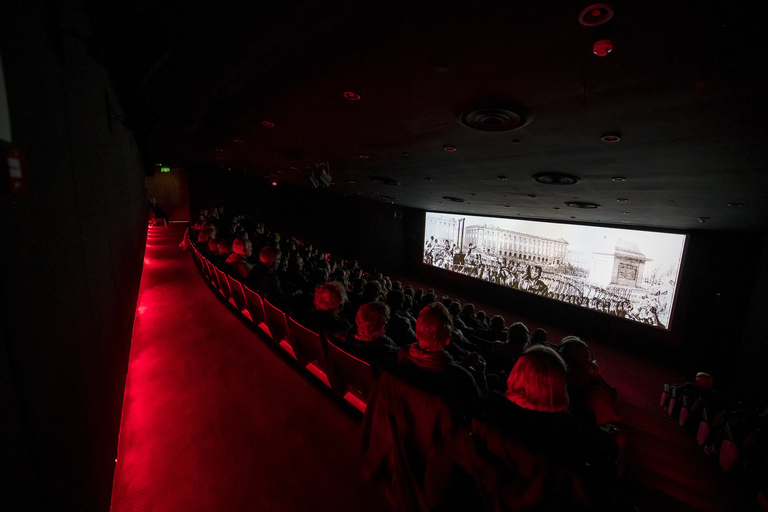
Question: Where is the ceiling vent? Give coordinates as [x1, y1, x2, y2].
[565, 201, 600, 209]
[578, 4, 614, 26]
[532, 172, 581, 185]
[369, 176, 401, 186]
[461, 106, 528, 131]
[442, 196, 465, 203]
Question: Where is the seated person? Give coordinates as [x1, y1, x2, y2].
[489, 322, 530, 375]
[392, 303, 487, 413]
[384, 290, 417, 347]
[462, 346, 618, 511]
[303, 281, 353, 343]
[246, 246, 287, 307]
[559, 336, 620, 426]
[224, 237, 253, 282]
[340, 302, 398, 368]
[483, 315, 508, 341]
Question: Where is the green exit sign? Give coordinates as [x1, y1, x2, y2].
[160, 167, 171, 173]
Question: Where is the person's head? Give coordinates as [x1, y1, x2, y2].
[314, 281, 347, 313]
[207, 225, 217, 240]
[531, 328, 548, 345]
[507, 322, 530, 348]
[259, 246, 279, 268]
[490, 315, 506, 332]
[355, 302, 391, 342]
[231, 237, 252, 257]
[415, 303, 453, 351]
[505, 346, 569, 413]
[460, 303, 475, 317]
[558, 336, 592, 370]
[448, 301, 462, 317]
[532, 265, 542, 279]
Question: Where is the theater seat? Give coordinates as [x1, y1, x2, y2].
[242, 286, 270, 335]
[325, 340, 374, 413]
[287, 318, 331, 387]
[262, 298, 296, 359]
[226, 275, 250, 316]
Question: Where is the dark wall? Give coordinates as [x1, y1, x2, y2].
[1, 3, 147, 512]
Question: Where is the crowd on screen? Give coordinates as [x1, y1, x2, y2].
[424, 237, 668, 328]
[182, 206, 762, 511]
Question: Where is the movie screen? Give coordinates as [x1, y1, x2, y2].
[423, 212, 687, 330]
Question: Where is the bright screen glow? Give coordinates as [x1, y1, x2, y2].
[423, 212, 687, 330]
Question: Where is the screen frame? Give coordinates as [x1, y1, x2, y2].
[420, 210, 690, 331]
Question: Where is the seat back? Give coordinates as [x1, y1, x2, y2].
[326, 340, 374, 412]
[215, 267, 233, 301]
[262, 298, 296, 359]
[207, 259, 220, 288]
[227, 275, 249, 313]
[243, 286, 269, 334]
[287, 318, 330, 386]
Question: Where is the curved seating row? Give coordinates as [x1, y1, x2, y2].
[189, 240, 373, 413]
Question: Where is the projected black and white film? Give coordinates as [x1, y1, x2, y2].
[423, 213, 687, 329]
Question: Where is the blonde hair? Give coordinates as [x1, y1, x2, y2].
[505, 346, 569, 413]
[415, 303, 453, 351]
[355, 302, 390, 341]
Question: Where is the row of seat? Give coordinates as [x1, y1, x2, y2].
[661, 382, 762, 475]
[189, 239, 374, 413]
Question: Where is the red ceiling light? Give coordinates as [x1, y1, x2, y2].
[343, 91, 361, 101]
[601, 132, 621, 142]
[359, 155, 369, 159]
[593, 39, 613, 57]
[443, 145, 457, 152]
[262, 121, 275, 128]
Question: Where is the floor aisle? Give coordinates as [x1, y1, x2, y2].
[111, 223, 732, 512]
[110, 224, 388, 512]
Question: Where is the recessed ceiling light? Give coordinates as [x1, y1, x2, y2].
[233, 138, 243, 143]
[460, 106, 528, 132]
[728, 202, 744, 207]
[528, 195, 537, 199]
[359, 155, 369, 159]
[553, 207, 561, 210]
[343, 91, 360, 101]
[601, 133, 621, 142]
[262, 121, 275, 128]
[497, 176, 508, 181]
[424, 177, 433, 181]
[612, 176, 626, 182]
[443, 145, 457, 152]
[617, 198, 628, 202]
[620, 211, 629, 215]
[578, 4, 614, 26]
[698, 217, 709, 223]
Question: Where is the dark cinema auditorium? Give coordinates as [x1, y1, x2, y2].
[2, 2, 768, 512]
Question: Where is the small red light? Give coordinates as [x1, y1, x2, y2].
[343, 91, 361, 101]
[262, 121, 275, 128]
[272, 182, 277, 186]
[359, 155, 369, 159]
[601, 133, 621, 142]
[443, 145, 457, 152]
[593, 39, 613, 57]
